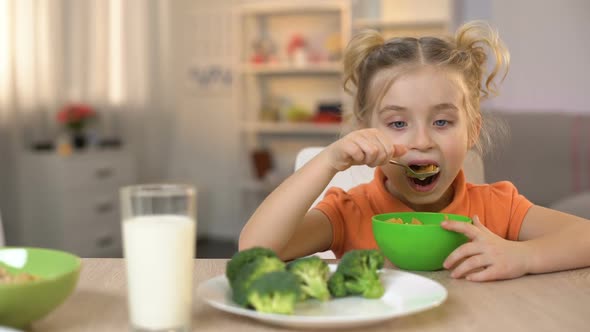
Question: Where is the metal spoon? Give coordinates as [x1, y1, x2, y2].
[388, 160, 440, 180]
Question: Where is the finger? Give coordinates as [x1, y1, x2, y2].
[464, 266, 497, 282]
[372, 132, 392, 165]
[441, 220, 480, 241]
[472, 215, 490, 233]
[341, 140, 365, 166]
[443, 242, 482, 269]
[450, 254, 490, 279]
[391, 144, 408, 158]
[355, 133, 382, 166]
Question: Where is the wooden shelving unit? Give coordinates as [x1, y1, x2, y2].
[234, 0, 351, 204]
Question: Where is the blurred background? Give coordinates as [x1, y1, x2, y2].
[0, 0, 589, 258]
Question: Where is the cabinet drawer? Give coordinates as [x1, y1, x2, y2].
[57, 157, 135, 191]
[60, 194, 121, 229]
[62, 199, 122, 258]
[63, 227, 122, 258]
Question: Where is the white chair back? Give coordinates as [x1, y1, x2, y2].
[294, 147, 486, 258]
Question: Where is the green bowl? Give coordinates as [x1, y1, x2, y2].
[372, 212, 472, 271]
[0, 247, 81, 329]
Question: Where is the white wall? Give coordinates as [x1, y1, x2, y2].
[168, 0, 241, 240]
[458, 0, 590, 113]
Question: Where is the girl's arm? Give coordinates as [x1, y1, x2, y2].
[442, 206, 590, 281]
[239, 128, 406, 261]
[518, 205, 590, 274]
[239, 152, 338, 260]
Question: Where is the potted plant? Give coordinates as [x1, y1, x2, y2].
[56, 103, 96, 149]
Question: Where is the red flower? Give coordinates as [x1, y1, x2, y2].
[57, 103, 96, 131]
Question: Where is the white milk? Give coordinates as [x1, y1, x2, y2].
[123, 215, 196, 330]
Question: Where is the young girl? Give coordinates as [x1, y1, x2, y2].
[239, 21, 590, 281]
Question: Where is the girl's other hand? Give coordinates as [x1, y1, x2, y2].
[441, 215, 532, 281]
[323, 128, 408, 172]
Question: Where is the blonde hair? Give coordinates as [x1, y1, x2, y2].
[343, 20, 510, 154]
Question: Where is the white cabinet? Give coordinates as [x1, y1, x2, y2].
[16, 151, 136, 257]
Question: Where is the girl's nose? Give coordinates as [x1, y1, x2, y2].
[408, 126, 435, 151]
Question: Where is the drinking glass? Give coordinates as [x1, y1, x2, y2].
[121, 184, 197, 332]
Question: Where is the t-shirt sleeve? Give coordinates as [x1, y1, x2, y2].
[313, 187, 357, 257]
[489, 181, 534, 241]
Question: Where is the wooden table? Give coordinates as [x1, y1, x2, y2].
[33, 259, 590, 331]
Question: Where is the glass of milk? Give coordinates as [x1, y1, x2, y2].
[120, 184, 196, 332]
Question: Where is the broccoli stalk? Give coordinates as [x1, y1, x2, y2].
[226, 247, 278, 286]
[247, 271, 301, 315]
[287, 256, 331, 301]
[231, 256, 286, 306]
[328, 249, 385, 299]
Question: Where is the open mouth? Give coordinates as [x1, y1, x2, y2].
[405, 163, 440, 192]
[409, 164, 439, 174]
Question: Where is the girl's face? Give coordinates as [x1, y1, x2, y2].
[370, 66, 471, 211]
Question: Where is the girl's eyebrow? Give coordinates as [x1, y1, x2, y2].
[379, 105, 407, 113]
[432, 103, 459, 112]
[379, 103, 458, 114]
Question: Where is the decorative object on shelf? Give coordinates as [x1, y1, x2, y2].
[312, 102, 342, 123]
[287, 34, 308, 67]
[56, 103, 97, 150]
[259, 96, 281, 122]
[250, 36, 277, 64]
[285, 105, 313, 122]
[324, 33, 343, 61]
[251, 149, 273, 179]
[56, 134, 73, 156]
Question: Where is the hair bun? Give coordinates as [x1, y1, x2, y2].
[454, 20, 510, 99]
[343, 30, 384, 94]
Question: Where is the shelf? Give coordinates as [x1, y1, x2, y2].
[240, 1, 345, 16]
[242, 122, 342, 135]
[353, 19, 448, 30]
[241, 63, 342, 75]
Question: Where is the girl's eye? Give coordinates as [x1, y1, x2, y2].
[389, 121, 407, 129]
[434, 119, 449, 127]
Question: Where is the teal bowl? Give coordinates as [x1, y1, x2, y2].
[372, 212, 472, 271]
[0, 247, 81, 329]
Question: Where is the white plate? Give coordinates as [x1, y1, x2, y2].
[197, 264, 447, 329]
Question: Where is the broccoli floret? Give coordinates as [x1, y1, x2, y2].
[247, 271, 301, 315]
[231, 256, 286, 306]
[226, 247, 278, 286]
[287, 256, 331, 301]
[327, 271, 347, 298]
[333, 249, 385, 299]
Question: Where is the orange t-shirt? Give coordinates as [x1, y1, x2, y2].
[314, 168, 533, 258]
